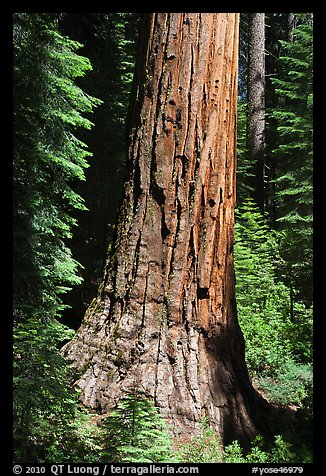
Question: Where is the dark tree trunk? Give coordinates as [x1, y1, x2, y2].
[63, 13, 263, 445]
[247, 13, 266, 212]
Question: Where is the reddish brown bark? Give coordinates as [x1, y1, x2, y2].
[64, 13, 262, 444]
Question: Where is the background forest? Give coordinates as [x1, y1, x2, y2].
[13, 13, 313, 463]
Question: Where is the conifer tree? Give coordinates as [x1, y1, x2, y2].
[269, 15, 313, 304]
[13, 13, 102, 320]
[13, 13, 101, 462]
[101, 390, 174, 463]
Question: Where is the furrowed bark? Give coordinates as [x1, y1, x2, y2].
[63, 13, 262, 445]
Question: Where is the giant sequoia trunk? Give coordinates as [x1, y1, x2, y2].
[64, 13, 262, 445]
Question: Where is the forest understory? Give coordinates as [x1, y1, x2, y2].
[13, 12, 313, 465]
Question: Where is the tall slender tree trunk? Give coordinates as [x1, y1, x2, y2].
[287, 13, 295, 43]
[247, 13, 266, 212]
[64, 13, 263, 445]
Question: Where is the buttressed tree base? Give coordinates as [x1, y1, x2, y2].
[63, 13, 263, 445]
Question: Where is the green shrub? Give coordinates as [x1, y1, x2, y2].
[268, 435, 297, 463]
[13, 316, 102, 462]
[39, 410, 103, 463]
[223, 441, 246, 463]
[176, 419, 311, 463]
[224, 434, 303, 463]
[175, 418, 222, 463]
[235, 199, 313, 381]
[286, 303, 313, 363]
[255, 358, 313, 407]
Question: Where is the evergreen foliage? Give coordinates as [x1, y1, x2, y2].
[100, 390, 174, 463]
[13, 13, 102, 320]
[176, 419, 312, 463]
[13, 13, 102, 463]
[13, 317, 73, 461]
[234, 198, 313, 407]
[255, 358, 313, 408]
[235, 199, 292, 373]
[269, 16, 313, 304]
[13, 317, 101, 463]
